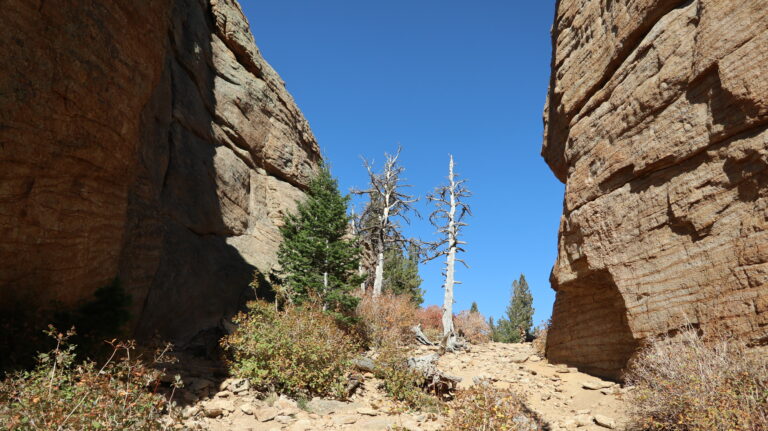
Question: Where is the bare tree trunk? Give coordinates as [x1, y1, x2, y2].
[442, 156, 457, 340]
[373, 250, 384, 297]
[359, 266, 366, 294]
[372, 201, 390, 298]
[323, 271, 328, 311]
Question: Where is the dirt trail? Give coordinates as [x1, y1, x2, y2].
[174, 342, 630, 430]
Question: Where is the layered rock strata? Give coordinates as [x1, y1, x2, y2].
[0, 0, 320, 341]
[543, 0, 768, 378]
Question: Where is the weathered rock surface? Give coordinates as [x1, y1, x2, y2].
[543, 0, 768, 378]
[0, 0, 320, 341]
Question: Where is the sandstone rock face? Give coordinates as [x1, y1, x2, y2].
[543, 0, 768, 379]
[0, 0, 320, 341]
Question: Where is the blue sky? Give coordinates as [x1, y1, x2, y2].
[243, 1, 562, 325]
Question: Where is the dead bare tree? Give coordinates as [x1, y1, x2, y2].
[349, 207, 368, 294]
[353, 147, 418, 298]
[424, 154, 471, 351]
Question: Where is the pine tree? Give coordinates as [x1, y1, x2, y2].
[382, 242, 424, 305]
[489, 274, 534, 343]
[470, 302, 479, 314]
[277, 164, 362, 316]
[506, 274, 534, 342]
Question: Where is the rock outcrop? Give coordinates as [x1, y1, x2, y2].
[0, 0, 320, 341]
[543, 0, 768, 378]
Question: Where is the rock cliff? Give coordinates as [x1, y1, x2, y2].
[543, 0, 768, 379]
[0, 0, 320, 342]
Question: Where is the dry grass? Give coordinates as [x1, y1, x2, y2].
[445, 384, 543, 431]
[355, 293, 419, 348]
[625, 326, 768, 431]
[455, 310, 491, 344]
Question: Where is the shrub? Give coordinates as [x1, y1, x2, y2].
[625, 327, 768, 431]
[417, 305, 443, 333]
[221, 301, 359, 399]
[455, 310, 490, 344]
[373, 345, 440, 411]
[0, 326, 178, 430]
[446, 384, 543, 430]
[355, 293, 418, 348]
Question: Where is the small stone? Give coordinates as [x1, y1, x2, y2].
[275, 415, 294, 424]
[541, 393, 552, 401]
[356, 407, 379, 416]
[240, 404, 253, 415]
[582, 381, 611, 390]
[333, 415, 357, 425]
[203, 406, 223, 418]
[182, 405, 199, 419]
[215, 390, 232, 398]
[575, 414, 592, 427]
[509, 351, 530, 363]
[594, 414, 616, 429]
[280, 407, 300, 416]
[255, 407, 279, 422]
[287, 419, 313, 431]
[219, 379, 233, 392]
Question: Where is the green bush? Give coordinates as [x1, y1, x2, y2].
[445, 384, 543, 430]
[373, 345, 440, 411]
[0, 326, 178, 430]
[221, 301, 359, 399]
[625, 327, 768, 431]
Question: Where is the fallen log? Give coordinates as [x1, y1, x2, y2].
[351, 352, 461, 399]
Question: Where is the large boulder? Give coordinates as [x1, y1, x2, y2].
[543, 0, 768, 379]
[0, 0, 320, 342]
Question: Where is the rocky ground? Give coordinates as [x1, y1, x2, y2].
[168, 342, 630, 430]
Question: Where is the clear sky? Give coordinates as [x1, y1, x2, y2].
[242, 1, 563, 326]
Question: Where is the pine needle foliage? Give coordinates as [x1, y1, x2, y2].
[277, 164, 362, 317]
[383, 243, 424, 305]
[491, 274, 534, 343]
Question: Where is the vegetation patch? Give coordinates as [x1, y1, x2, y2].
[355, 292, 419, 348]
[0, 327, 178, 430]
[373, 345, 441, 411]
[445, 384, 543, 430]
[625, 327, 768, 431]
[221, 300, 359, 399]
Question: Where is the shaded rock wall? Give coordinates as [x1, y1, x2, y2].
[543, 0, 768, 379]
[0, 0, 320, 342]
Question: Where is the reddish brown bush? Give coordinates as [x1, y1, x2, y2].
[356, 293, 418, 348]
[417, 305, 443, 332]
[455, 310, 490, 344]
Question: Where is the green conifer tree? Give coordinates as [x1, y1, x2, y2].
[382, 243, 424, 305]
[506, 274, 534, 342]
[277, 164, 362, 316]
[489, 274, 535, 343]
[470, 302, 479, 314]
